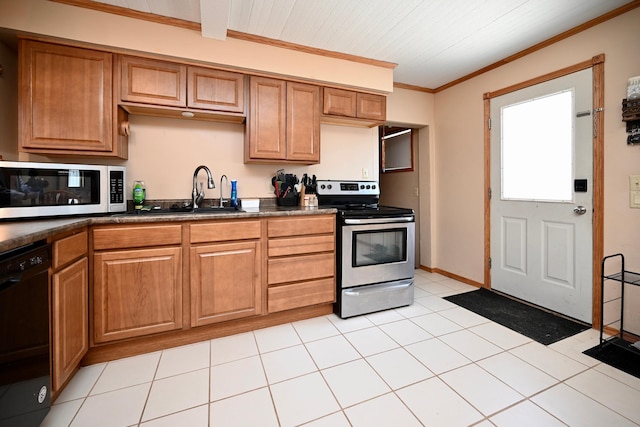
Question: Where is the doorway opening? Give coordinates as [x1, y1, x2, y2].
[379, 125, 421, 268]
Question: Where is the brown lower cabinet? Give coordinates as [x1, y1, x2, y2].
[267, 215, 336, 312]
[190, 220, 262, 326]
[50, 230, 89, 396]
[92, 224, 183, 344]
[84, 215, 334, 366]
[52, 258, 89, 392]
[93, 246, 183, 343]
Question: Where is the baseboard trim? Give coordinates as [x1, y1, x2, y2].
[418, 265, 483, 288]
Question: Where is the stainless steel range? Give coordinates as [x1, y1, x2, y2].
[316, 180, 415, 318]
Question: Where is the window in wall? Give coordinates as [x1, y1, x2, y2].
[501, 89, 573, 201]
[380, 126, 414, 172]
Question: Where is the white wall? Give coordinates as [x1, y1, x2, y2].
[386, 87, 436, 268]
[434, 8, 640, 330]
[0, 0, 392, 92]
[124, 116, 378, 201]
[434, 7, 640, 281]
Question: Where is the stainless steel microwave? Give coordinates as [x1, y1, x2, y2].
[0, 161, 126, 219]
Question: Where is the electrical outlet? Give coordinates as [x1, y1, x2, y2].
[362, 168, 369, 179]
[630, 175, 640, 208]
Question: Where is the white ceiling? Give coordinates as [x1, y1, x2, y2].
[94, 0, 634, 89]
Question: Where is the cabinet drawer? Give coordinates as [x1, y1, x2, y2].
[190, 220, 261, 243]
[268, 278, 335, 313]
[268, 252, 334, 285]
[52, 231, 88, 269]
[268, 234, 334, 257]
[268, 215, 334, 238]
[93, 225, 182, 250]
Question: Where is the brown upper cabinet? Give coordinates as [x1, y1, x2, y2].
[245, 76, 320, 164]
[118, 55, 245, 121]
[18, 39, 128, 159]
[119, 56, 187, 107]
[188, 66, 245, 113]
[322, 87, 386, 126]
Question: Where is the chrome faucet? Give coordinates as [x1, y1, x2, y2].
[219, 174, 228, 207]
[192, 165, 215, 209]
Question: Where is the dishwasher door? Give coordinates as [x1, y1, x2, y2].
[0, 241, 51, 427]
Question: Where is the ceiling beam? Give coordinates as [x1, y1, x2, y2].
[199, 0, 230, 40]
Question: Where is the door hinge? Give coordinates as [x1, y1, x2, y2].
[488, 257, 492, 269]
[488, 117, 492, 130]
[488, 187, 492, 199]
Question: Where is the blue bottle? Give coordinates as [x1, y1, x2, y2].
[230, 180, 238, 207]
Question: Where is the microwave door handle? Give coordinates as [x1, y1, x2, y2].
[343, 217, 413, 225]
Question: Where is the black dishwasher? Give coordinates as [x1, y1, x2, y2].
[0, 241, 51, 427]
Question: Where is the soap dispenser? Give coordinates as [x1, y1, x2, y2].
[230, 180, 238, 207]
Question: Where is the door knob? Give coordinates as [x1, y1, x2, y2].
[573, 205, 587, 215]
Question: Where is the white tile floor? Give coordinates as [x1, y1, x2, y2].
[42, 270, 640, 427]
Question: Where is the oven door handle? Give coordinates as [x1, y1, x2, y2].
[343, 217, 414, 225]
[343, 279, 413, 296]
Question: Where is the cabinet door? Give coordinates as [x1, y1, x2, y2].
[19, 40, 114, 154]
[188, 66, 245, 113]
[322, 87, 357, 117]
[52, 258, 88, 392]
[246, 76, 286, 161]
[356, 92, 386, 121]
[119, 56, 187, 107]
[287, 82, 320, 163]
[93, 247, 182, 343]
[190, 241, 262, 326]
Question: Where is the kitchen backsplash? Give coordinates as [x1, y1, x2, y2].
[124, 115, 380, 201]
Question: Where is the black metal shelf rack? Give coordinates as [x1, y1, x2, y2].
[600, 253, 640, 354]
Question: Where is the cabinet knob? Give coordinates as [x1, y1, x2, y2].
[119, 121, 130, 136]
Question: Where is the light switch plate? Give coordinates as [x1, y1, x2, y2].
[630, 175, 640, 191]
[631, 190, 640, 208]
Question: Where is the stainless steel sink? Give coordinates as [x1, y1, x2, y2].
[118, 206, 244, 216]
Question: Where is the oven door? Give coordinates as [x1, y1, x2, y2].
[340, 217, 415, 288]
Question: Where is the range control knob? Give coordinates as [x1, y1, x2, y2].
[366, 184, 371, 189]
[360, 184, 365, 190]
[320, 184, 326, 190]
[327, 184, 332, 189]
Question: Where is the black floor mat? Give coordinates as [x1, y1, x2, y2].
[583, 339, 640, 380]
[443, 288, 589, 345]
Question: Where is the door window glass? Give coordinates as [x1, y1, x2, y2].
[352, 229, 407, 267]
[501, 90, 573, 201]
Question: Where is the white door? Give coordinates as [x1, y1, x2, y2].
[490, 68, 593, 323]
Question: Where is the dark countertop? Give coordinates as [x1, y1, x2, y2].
[0, 206, 336, 253]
